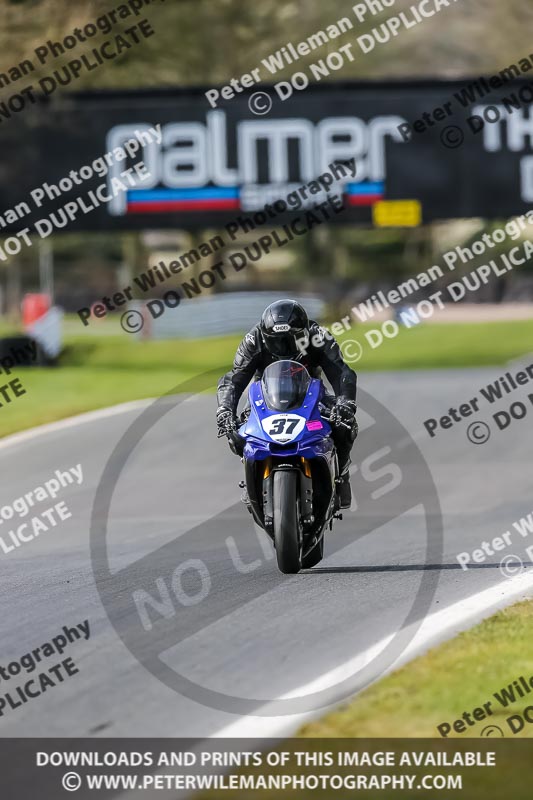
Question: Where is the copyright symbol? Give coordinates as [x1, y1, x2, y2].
[62, 772, 82, 791]
[467, 421, 491, 445]
[500, 554, 524, 579]
[248, 92, 273, 115]
[120, 310, 144, 334]
[440, 125, 464, 149]
[480, 725, 505, 737]
[340, 339, 363, 363]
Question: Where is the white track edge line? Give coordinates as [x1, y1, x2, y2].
[117, 573, 533, 800]
[0, 399, 152, 452]
[211, 570, 533, 738]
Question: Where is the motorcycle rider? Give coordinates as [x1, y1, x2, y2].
[216, 299, 358, 508]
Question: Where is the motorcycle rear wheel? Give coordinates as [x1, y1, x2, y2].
[272, 471, 301, 574]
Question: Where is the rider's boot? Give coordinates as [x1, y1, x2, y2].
[337, 462, 352, 509]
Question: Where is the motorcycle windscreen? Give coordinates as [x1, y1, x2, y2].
[261, 360, 311, 411]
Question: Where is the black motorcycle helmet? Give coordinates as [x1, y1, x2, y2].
[260, 299, 309, 358]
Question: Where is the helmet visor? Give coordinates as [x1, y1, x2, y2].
[262, 328, 306, 358]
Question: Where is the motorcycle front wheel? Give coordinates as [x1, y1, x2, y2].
[272, 470, 301, 574]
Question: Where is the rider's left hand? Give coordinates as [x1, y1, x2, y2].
[330, 398, 357, 432]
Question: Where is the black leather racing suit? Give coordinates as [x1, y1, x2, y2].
[217, 321, 358, 471]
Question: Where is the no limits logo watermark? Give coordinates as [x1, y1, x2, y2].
[90, 368, 443, 716]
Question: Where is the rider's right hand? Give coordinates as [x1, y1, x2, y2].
[216, 406, 236, 437]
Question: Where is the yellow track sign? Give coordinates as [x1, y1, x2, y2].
[373, 199, 422, 227]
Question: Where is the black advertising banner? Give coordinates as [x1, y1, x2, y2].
[1, 78, 532, 233]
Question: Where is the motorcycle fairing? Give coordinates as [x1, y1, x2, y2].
[240, 378, 333, 461]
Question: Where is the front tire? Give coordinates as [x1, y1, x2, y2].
[272, 471, 301, 574]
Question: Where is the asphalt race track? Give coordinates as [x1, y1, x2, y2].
[0, 364, 531, 738]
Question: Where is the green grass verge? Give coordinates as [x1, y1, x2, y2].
[0, 318, 532, 438]
[297, 600, 533, 738]
[337, 318, 533, 370]
[0, 334, 237, 438]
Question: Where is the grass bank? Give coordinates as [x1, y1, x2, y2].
[298, 600, 533, 738]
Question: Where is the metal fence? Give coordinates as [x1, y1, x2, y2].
[132, 292, 326, 339]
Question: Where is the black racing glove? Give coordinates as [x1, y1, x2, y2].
[330, 399, 358, 433]
[216, 406, 236, 438]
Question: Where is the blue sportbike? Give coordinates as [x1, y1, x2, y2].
[232, 360, 344, 574]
